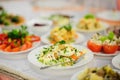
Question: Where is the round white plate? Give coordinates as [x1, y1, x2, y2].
[76, 22, 109, 33]
[0, 41, 41, 59]
[28, 45, 94, 69]
[71, 67, 120, 80]
[112, 54, 120, 69]
[41, 32, 85, 44]
[97, 11, 120, 21]
[83, 42, 119, 57]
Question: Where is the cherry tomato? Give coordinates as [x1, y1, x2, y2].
[103, 44, 118, 54]
[0, 33, 8, 40]
[12, 47, 20, 52]
[3, 45, 11, 52]
[87, 40, 102, 52]
[118, 46, 120, 51]
[0, 44, 7, 50]
[30, 35, 40, 42]
[26, 41, 32, 48]
[21, 43, 28, 51]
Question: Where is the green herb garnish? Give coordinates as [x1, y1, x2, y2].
[107, 32, 115, 40]
[84, 14, 95, 19]
[7, 25, 28, 39]
[60, 24, 72, 31]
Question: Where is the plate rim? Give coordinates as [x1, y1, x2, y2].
[112, 54, 120, 69]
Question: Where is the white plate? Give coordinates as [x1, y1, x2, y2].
[76, 22, 109, 33]
[97, 11, 120, 21]
[83, 42, 119, 57]
[41, 32, 85, 44]
[71, 67, 120, 80]
[93, 51, 119, 57]
[27, 45, 94, 76]
[0, 41, 41, 59]
[112, 54, 120, 69]
[28, 45, 94, 69]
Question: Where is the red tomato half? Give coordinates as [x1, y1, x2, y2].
[87, 40, 102, 52]
[30, 35, 40, 42]
[25, 35, 40, 42]
[103, 44, 118, 54]
[118, 46, 120, 51]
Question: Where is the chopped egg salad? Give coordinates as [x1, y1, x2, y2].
[77, 14, 104, 32]
[37, 43, 86, 66]
[49, 24, 78, 44]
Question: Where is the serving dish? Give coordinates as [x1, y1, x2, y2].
[71, 65, 120, 80]
[112, 54, 120, 69]
[26, 18, 52, 36]
[0, 10, 25, 31]
[41, 24, 85, 44]
[0, 25, 41, 59]
[41, 32, 85, 44]
[76, 14, 109, 33]
[28, 45, 94, 76]
[86, 32, 119, 56]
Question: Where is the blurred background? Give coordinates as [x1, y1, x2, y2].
[0, 0, 119, 18]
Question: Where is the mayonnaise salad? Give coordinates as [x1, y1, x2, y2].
[37, 41, 86, 66]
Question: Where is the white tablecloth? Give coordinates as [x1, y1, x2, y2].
[0, 1, 119, 80]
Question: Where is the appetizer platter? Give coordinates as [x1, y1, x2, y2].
[28, 41, 94, 76]
[71, 65, 120, 80]
[87, 32, 119, 56]
[41, 24, 85, 44]
[0, 25, 41, 59]
[0, 10, 25, 31]
[76, 14, 109, 33]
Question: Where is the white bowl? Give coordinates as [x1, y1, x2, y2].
[27, 45, 94, 77]
[27, 19, 52, 36]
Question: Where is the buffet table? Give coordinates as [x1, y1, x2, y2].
[0, 1, 120, 80]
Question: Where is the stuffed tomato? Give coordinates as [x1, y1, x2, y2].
[87, 40, 102, 52]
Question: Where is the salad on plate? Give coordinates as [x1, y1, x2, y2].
[76, 14, 107, 32]
[71, 65, 120, 80]
[37, 41, 86, 67]
[87, 32, 119, 55]
[0, 25, 40, 53]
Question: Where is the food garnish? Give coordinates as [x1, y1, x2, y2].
[49, 24, 78, 44]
